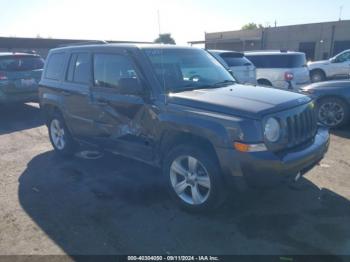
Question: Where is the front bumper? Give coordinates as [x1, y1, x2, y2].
[216, 127, 330, 187]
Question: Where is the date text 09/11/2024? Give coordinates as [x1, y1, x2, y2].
[127, 256, 220, 261]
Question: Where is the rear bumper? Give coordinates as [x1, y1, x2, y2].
[0, 90, 38, 103]
[216, 127, 329, 187]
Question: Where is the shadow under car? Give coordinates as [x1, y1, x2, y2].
[18, 150, 350, 256]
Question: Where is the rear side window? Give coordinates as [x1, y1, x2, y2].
[219, 54, 252, 67]
[246, 54, 306, 68]
[66, 53, 90, 84]
[93, 53, 138, 89]
[45, 53, 65, 80]
[0, 56, 44, 71]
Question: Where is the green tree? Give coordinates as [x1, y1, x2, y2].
[154, 33, 176, 44]
[241, 23, 264, 30]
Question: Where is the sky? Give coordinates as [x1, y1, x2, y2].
[0, 0, 349, 45]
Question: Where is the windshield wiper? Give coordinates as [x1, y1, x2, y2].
[170, 85, 212, 93]
[170, 80, 236, 93]
[212, 80, 236, 87]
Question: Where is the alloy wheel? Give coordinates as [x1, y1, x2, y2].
[50, 119, 66, 150]
[318, 102, 345, 127]
[170, 155, 211, 205]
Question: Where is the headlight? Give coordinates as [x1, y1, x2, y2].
[301, 88, 314, 94]
[264, 117, 280, 142]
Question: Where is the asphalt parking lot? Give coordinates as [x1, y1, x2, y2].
[0, 103, 350, 256]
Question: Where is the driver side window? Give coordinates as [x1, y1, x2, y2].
[93, 53, 138, 90]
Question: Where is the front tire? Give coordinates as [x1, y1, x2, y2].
[311, 70, 326, 83]
[48, 112, 76, 156]
[317, 97, 349, 128]
[163, 144, 226, 212]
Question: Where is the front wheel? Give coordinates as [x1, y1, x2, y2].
[311, 70, 325, 83]
[317, 97, 349, 128]
[163, 145, 226, 212]
[48, 113, 76, 156]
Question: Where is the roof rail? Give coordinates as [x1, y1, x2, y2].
[245, 49, 283, 53]
[57, 40, 108, 48]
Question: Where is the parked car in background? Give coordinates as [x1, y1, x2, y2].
[0, 52, 44, 104]
[208, 50, 256, 85]
[301, 80, 350, 128]
[308, 49, 350, 83]
[245, 51, 310, 91]
[39, 44, 329, 211]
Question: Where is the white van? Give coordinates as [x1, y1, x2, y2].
[245, 51, 310, 90]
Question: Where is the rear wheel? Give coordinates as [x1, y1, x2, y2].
[311, 70, 326, 83]
[163, 144, 226, 212]
[317, 97, 349, 128]
[48, 112, 76, 156]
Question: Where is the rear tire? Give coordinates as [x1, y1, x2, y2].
[317, 97, 349, 128]
[48, 112, 76, 157]
[163, 144, 226, 212]
[311, 70, 326, 83]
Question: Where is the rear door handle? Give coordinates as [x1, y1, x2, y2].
[61, 90, 71, 96]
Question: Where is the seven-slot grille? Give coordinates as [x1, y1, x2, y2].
[286, 105, 317, 147]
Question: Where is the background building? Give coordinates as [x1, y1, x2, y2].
[0, 37, 151, 58]
[190, 20, 350, 61]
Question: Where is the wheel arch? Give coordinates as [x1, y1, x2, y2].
[158, 130, 220, 166]
[257, 78, 272, 86]
[316, 94, 350, 107]
[40, 103, 62, 125]
[310, 68, 327, 78]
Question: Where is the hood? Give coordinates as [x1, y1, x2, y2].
[302, 80, 350, 91]
[308, 60, 330, 68]
[168, 84, 311, 119]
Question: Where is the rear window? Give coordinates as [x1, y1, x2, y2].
[45, 53, 66, 80]
[219, 53, 252, 67]
[246, 54, 306, 68]
[0, 56, 44, 71]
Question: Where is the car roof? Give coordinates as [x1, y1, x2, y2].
[245, 50, 304, 56]
[0, 52, 40, 57]
[208, 49, 242, 54]
[49, 43, 200, 53]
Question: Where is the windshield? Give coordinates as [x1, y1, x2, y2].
[143, 48, 235, 92]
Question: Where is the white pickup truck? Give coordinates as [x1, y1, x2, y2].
[308, 49, 350, 82]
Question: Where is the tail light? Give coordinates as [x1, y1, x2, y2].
[0, 73, 8, 80]
[284, 72, 294, 81]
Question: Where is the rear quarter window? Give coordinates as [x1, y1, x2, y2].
[246, 54, 306, 68]
[45, 53, 66, 80]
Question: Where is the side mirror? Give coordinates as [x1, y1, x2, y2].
[118, 78, 144, 95]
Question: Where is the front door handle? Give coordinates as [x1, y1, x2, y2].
[95, 98, 109, 106]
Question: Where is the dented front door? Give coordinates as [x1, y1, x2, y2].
[89, 52, 156, 162]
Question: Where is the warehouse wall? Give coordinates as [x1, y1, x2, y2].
[205, 20, 350, 61]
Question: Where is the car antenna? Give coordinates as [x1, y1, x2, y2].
[157, 9, 168, 103]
